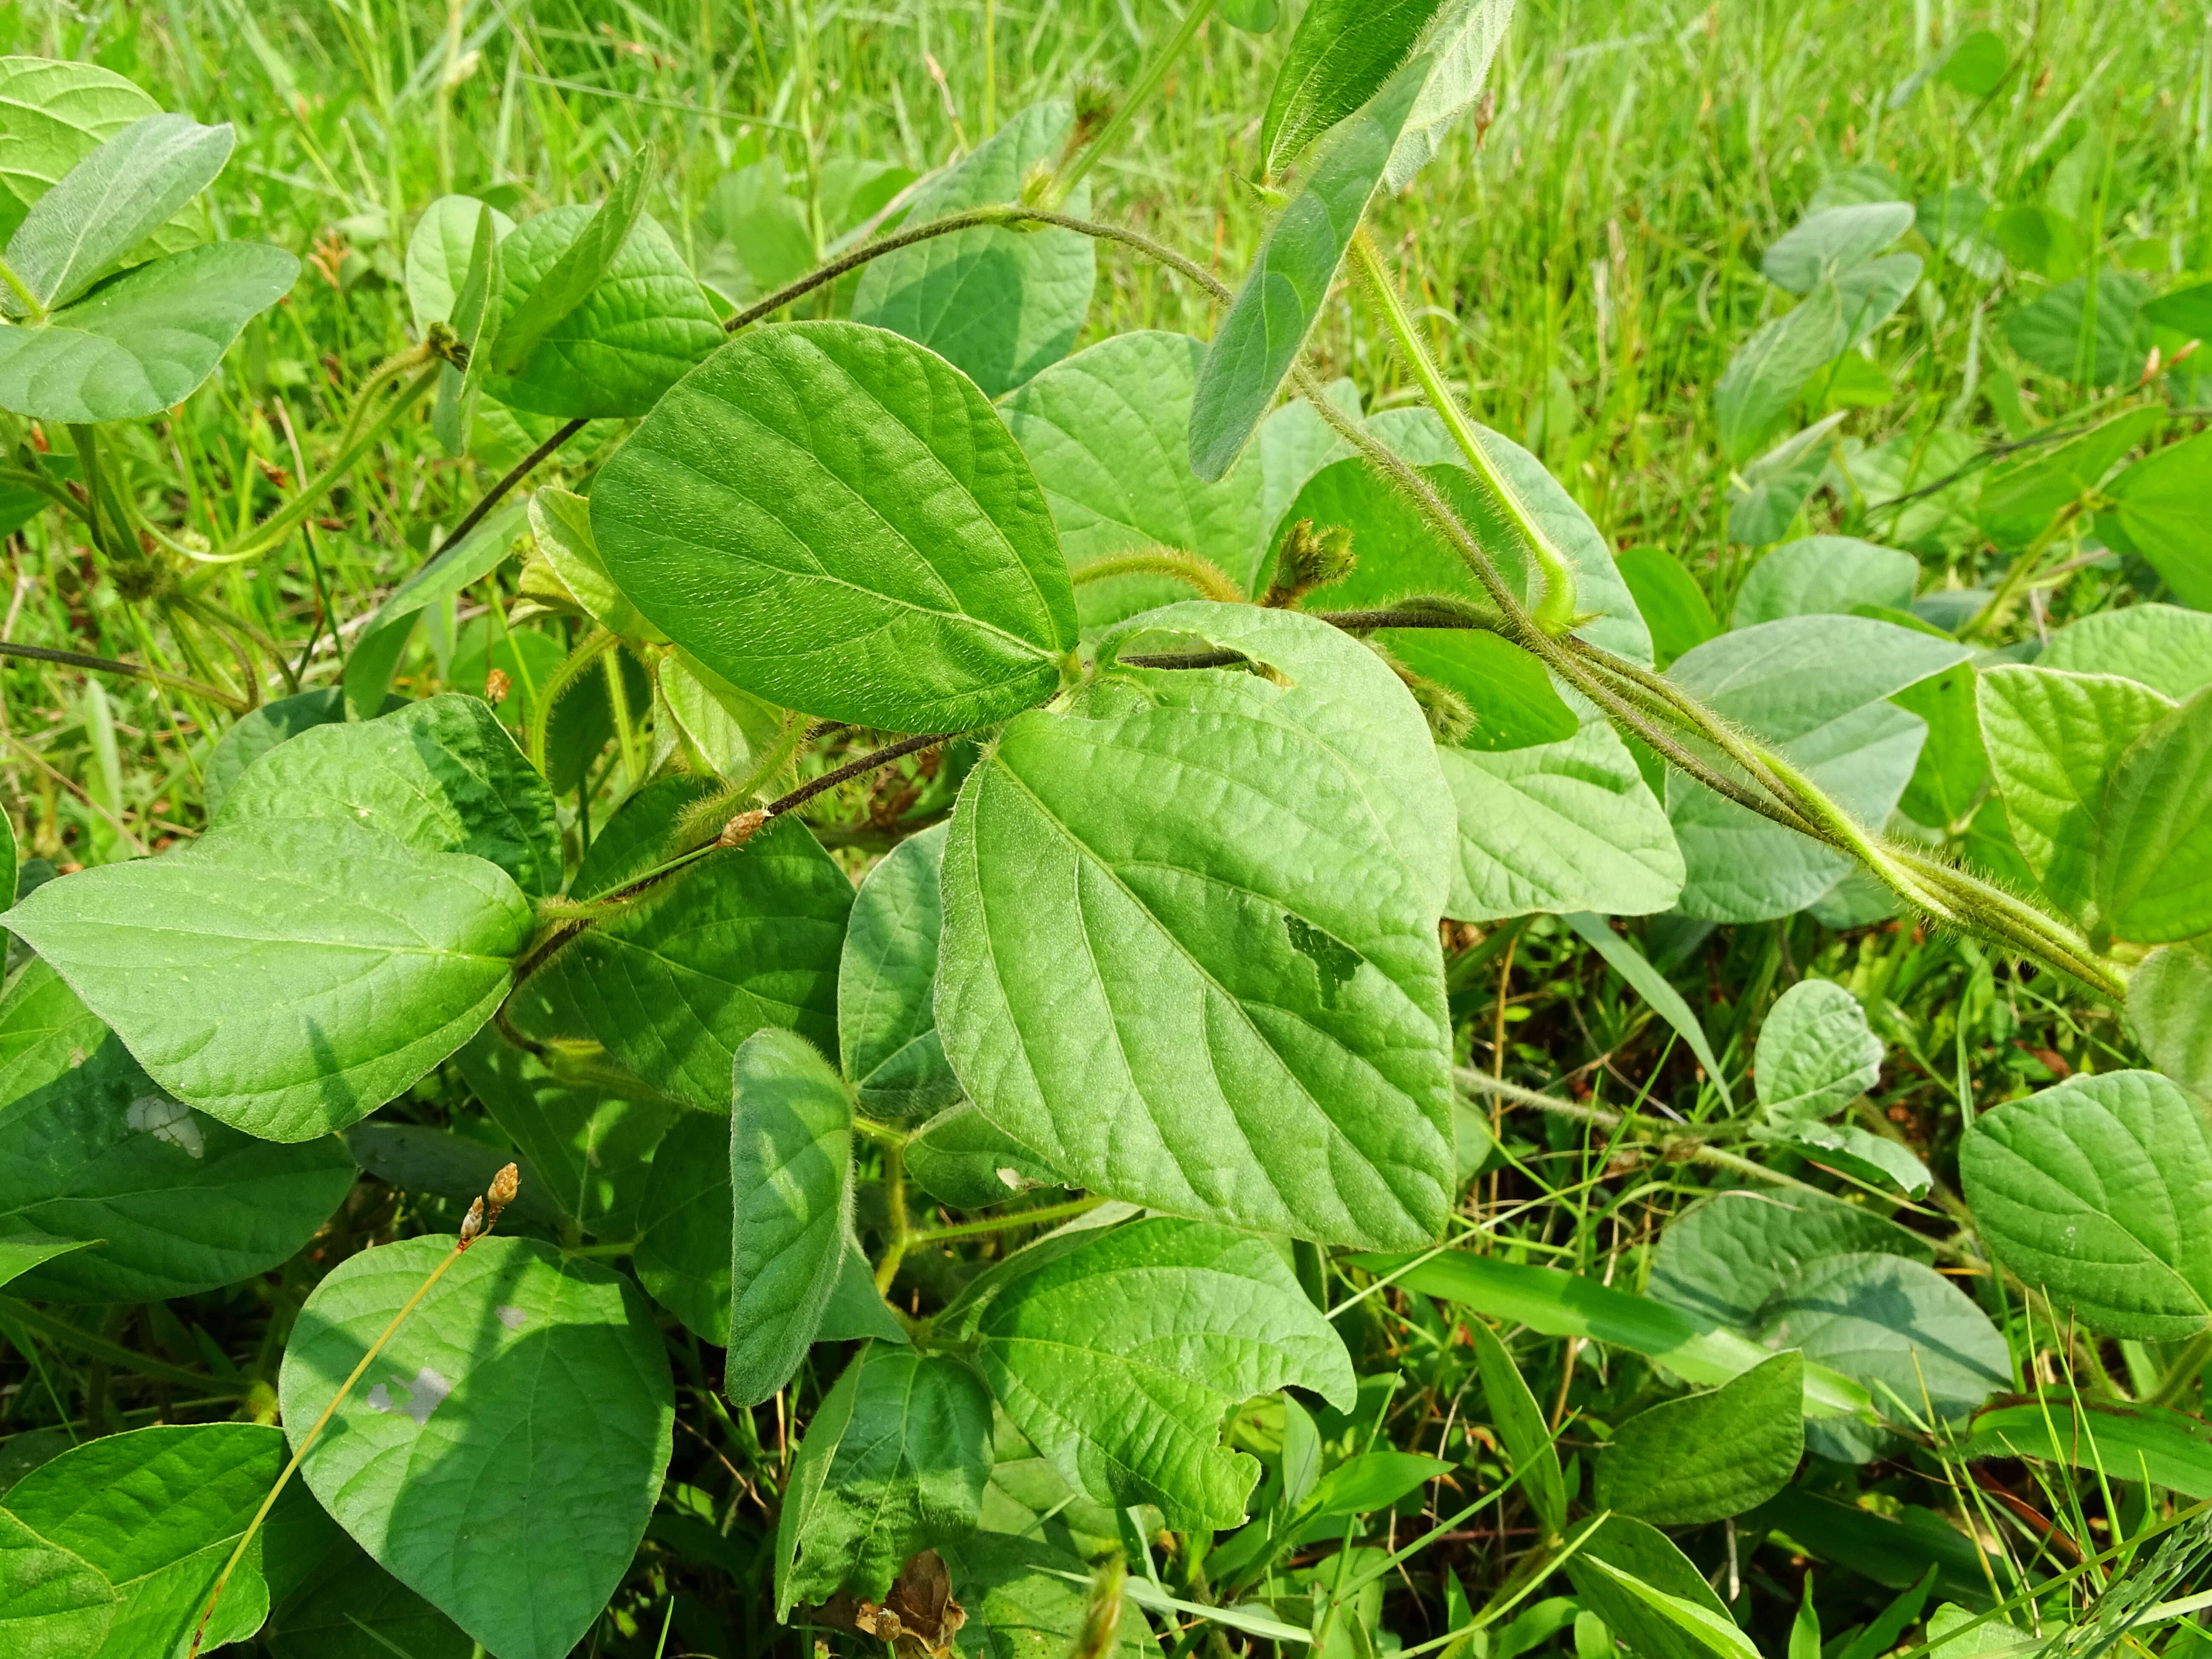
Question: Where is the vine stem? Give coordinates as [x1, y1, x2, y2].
[0, 640, 246, 712]
[1070, 548, 1243, 602]
[906, 1196, 1106, 1247]
[186, 1173, 516, 1658]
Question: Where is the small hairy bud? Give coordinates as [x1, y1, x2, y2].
[488, 1162, 520, 1214]
[457, 1196, 486, 1249]
[483, 667, 512, 704]
[1071, 81, 1116, 146]
[1405, 673, 1476, 746]
[718, 808, 770, 849]
[1263, 519, 1357, 608]
[1069, 1555, 1126, 1659]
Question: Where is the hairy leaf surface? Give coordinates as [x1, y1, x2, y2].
[1259, 0, 1444, 178]
[2040, 604, 2212, 700]
[1730, 536, 1917, 627]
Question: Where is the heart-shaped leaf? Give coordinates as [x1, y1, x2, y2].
[404, 193, 516, 326]
[0, 959, 356, 1301]
[2040, 603, 2212, 700]
[510, 817, 850, 1113]
[215, 692, 562, 899]
[850, 101, 1094, 398]
[839, 821, 960, 1118]
[949, 1217, 1355, 1529]
[1649, 1188, 1934, 1334]
[1962, 1069, 2212, 1340]
[724, 1029, 854, 1405]
[2, 113, 233, 314]
[279, 1235, 674, 1659]
[774, 1342, 994, 1617]
[1755, 979, 1881, 1126]
[590, 320, 1080, 731]
[1731, 536, 1918, 627]
[0, 240, 299, 423]
[6, 815, 532, 1142]
[937, 603, 1456, 1248]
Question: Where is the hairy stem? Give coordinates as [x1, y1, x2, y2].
[1071, 548, 1243, 603]
[907, 1195, 1106, 1247]
[1049, 0, 1217, 205]
[527, 628, 619, 774]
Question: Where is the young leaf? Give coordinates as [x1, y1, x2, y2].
[215, 692, 562, 899]
[1755, 979, 1881, 1125]
[492, 146, 652, 374]
[1761, 202, 1914, 294]
[1566, 1518, 1748, 1659]
[6, 815, 533, 1142]
[1464, 1316, 1566, 1532]
[1964, 1393, 2212, 1500]
[1438, 714, 1684, 921]
[1962, 1069, 2212, 1340]
[1730, 536, 1918, 628]
[2093, 687, 2212, 944]
[527, 486, 661, 643]
[904, 1101, 1067, 1208]
[774, 1343, 994, 1617]
[0, 58, 168, 243]
[431, 202, 501, 456]
[1593, 1351, 1804, 1525]
[950, 1217, 1356, 1529]
[1381, 0, 1517, 191]
[1615, 547, 1719, 668]
[404, 192, 516, 326]
[1259, 0, 1446, 179]
[936, 603, 1457, 1249]
[1712, 284, 1843, 463]
[2, 112, 233, 313]
[2006, 273, 2153, 387]
[482, 197, 722, 420]
[0, 240, 299, 424]
[633, 1106, 736, 1343]
[2101, 433, 2212, 610]
[590, 320, 1081, 732]
[1978, 665, 2174, 920]
[2130, 942, 2212, 1100]
[2, 1423, 291, 1657]
[2040, 604, 2212, 701]
[278, 1235, 675, 1659]
[839, 821, 962, 1118]
[0, 1508, 115, 1659]
[1190, 58, 1429, 481]
[0, 960, 356, 1301]
[725, 1029, 855, 1406]
[509, 816, 850, 1113]
[658, 654, 788, 789]
[1002, 330, 1269, 624]
[851, 101, 1094, 398]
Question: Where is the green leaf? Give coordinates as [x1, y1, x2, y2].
[1893, 661, 1987, 832]
[1834, 253, 1921, 350]
[278, 1234, 674, 1659]
[1220, 0, 1282, 28]
[1649, 1187, 1934, 1333]
[264, 1513, 471, 1659]
[512, 817, 849, 1112]
[818, 1243, 908, 1344]
[527, 485, 660, 643]
[1964, 1393, 2212, 1499]
[0, 1508, 112, 1659]
[2005, 272, 2151, 386]
[1002, 330, 1269, 626]
[0, 959, 355, 1300]
[1665, 615, 1966, 921]
[343, 499, 528, 719]
[850, 100, 1095, 398]
[1758, 1252, 2009, 1460]
[1962, 1069, 2212, 1340]
[1558, 915, 1730, 1106]
[564, 774, 719, 904]
[1381, 0, 1517, 190]
[1615, 547, 1718, 668]
[1190, 58, 1428, 481]
[1438, 714, 1683, 921]
[2131, 941, 2212, 1100]
[1594, 1351, 1804, 1525]
[1731, 536, 1918, 628]
[1762, 202, 1914, 293]
[633, 1105, 736, 1343]
[1394, 629, 1579, 752]
[430, 204, 500, 455]
[1747, 1488, 1996, 1605]
[1974, 407, 2162, 550]
[1464, 1315, 1566, 1532]
[1727, 417, 1844, 547]
[950, 1217, 1355, 1529]
[941, 1531, 1159, 1657]
[3, 113, 232, 313]
[215, 692, 562, 899]
[491, 147, 651, 375]
[726, 1029, 855, 1406]
[774, 1342, 994, 1616]
[2040, 604, 2212, 700]
[1306, 1450, 1452, 1517]
[1259, 0, 1445, 178]
[481, 201, 721, 420]
[457, 1031, 674, 1243]
[1977, 665, 2173, 919]
[658, 652, 789, 789]
[1348, 1249, 1872, 1417]
[343, 1122, 568, 1231]
[904, 1102, 1067, 1209]
[2, 1422, 290, 1658]
[0, 1233, 90, 1293]
[1566, 1518, 1748, 1659]
[1765, 1121, 1931, 1199]
[1934, 27, 2009, 94]
[0, 57, 169, 246]
[202, 687, 393, 816]
[2094, 687, 2212, 943]
[590, 319, 1080, 732]
[0, 239, 298, 423]
[936, 603, 1457, 1249]
[404, 193, 515, 326]
[1714, 284, 1843, 463]
[840, 821, 961, 1118]
[6, 815, 532, 1142]
[1755, 979, 1880, 1124]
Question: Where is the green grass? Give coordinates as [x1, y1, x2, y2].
[0, 1, 2207, 1653]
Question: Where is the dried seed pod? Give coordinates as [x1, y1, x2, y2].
[457, 1196, 486, 1248]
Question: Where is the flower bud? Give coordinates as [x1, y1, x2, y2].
[458, 1196, 486, 1248]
